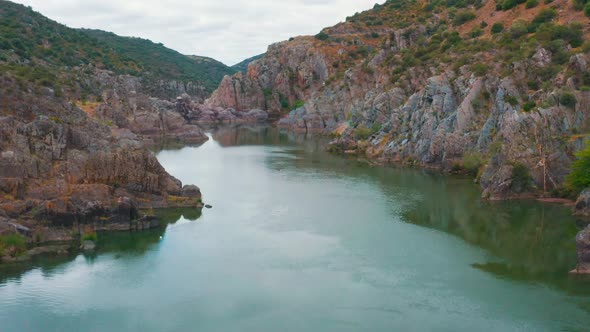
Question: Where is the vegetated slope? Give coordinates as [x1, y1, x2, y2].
[0, 0, 231, 98]
[207, 0, 590, 200]
[85, 30, 236, 92]
[232, 53, 265, 73]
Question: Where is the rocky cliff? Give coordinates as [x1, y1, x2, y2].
[207, 0, 590, 200]
[0, 1, 218, 262]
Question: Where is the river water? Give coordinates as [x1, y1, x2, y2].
[1, 125, 589, 331]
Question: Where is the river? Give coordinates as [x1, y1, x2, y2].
[1, 125, 589, 331]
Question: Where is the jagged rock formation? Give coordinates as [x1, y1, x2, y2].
[207, 0, 590, 200]
[0, 1, 216, 262]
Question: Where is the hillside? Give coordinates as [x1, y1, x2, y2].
[232, 53, 265, 73]
[0, 0, 230, 97]
[207, 0, 590, 201]
[84, 30, 236, 92]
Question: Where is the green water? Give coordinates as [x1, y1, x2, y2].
[1, 125, 589, 331]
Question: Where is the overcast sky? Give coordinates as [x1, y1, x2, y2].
[13, 0, 383, 65]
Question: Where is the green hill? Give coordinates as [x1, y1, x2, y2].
[84, 30, 236, 92]
[0, 0, 232, 94]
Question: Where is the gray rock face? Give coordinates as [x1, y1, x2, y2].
[575, 225, 590, 274]
[575, 189, 590, 217]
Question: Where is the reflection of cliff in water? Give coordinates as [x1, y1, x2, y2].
[400, 174, 590, 294]
[206, 124, 320, 147]
[0, 208, 201, 285]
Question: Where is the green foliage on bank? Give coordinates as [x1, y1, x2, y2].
[567, 144, 590, 192]
[0, 234, 27, 257]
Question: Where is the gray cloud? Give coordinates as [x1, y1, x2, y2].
[13, 0, 383, 65]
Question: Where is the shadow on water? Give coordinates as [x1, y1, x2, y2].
[0, 208, 202, 285]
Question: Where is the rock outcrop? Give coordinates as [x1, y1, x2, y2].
[0, 71, 205, 264]
[205, 1, 590, 200]
[574, 189, 590, 217]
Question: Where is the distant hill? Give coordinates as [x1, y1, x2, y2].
[232, 53, 265, 73]
[0, 0, 232, 94]
[84, 30, 236, 92]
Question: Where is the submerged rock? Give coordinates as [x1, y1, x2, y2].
[81, 240, 96, 251]
[573, 225, 590, 274]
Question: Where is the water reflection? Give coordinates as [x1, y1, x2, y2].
[0, 208, 201, 285]
[207, 126, 590, 293]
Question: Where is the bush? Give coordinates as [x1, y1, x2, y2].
[567, 144, 590, 192]
[525, 0, 539, 8]
[528, 8, 557, 32]
[502, 0, 517, 10]
[559, 93, 577, 108]
[315, 31, 330, 41]
[522, 101, 536, 112]
[470, 27, 484, 38]
[463, 152, 484, 176]
[585, 3, 590, 17]
[505, 95, 519, 106]
[511, 163, 533, 193]
[509, 20, 529, 38]
[81, 230, 98, 242]
[354, 125, 374, 140]
[491, 23, 504, 34]
[471, 63, 488, 76]
[292, 99, 305, 110]
[536, 23, 584, 48]
[453, 10, 476, 26]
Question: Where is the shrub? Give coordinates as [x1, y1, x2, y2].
[315, 31, 330, 41]
[81, 230, 98, 242]
[505, 95, 519, 106]
[502, 0, 517, 10]
[354, 125, 374, 140]
[522, 101, 536, 112]
[509, 20, 529, 38]
[559, 93, 577, 108]
[567, 144, 590, 192]
[585, 3, 590, 17]
[471, 63, 488, 76]
[292, 99, 305, 110]
[536, 23, 583, 48]
[491, 23, 504, 34]
[528, 8, 557, 32]
[463, 152, 484, 176]
[511, 163, 533, 193]
[453, 10, 476, 26]
[470, 27, 484, 38]
[527, 80, 540, 90]
[279, 93, 290, 109]
[525, 0, 539, 8]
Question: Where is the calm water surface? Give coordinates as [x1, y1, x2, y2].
[1, 125, 590, 331]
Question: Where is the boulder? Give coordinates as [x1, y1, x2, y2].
[81, 240, 96, 251]
[182, 185, 201, 198]
[116, 197, 139, 222]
